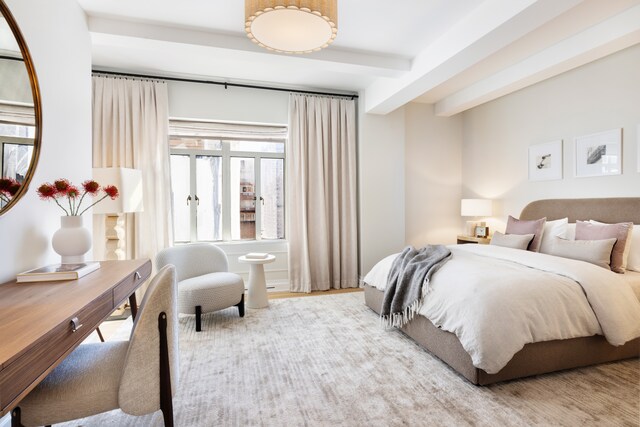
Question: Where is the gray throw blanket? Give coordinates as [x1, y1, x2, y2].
[381, 245, 452, 328]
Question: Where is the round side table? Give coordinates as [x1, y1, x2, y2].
[238, 254, 275, 309]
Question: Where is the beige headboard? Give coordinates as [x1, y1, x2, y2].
[520, 198, 640, 224]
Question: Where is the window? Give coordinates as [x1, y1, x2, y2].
[169, 120, 286, 243]
[0, 123, 35, 183]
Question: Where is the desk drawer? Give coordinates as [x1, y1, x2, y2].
[0, 291, 113, 411]
[113, 262, 152, 306]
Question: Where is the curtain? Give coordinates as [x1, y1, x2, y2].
[92, 75, 172, 276]
[287, 94, 358, 293]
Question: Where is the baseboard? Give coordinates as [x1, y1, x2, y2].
[267, 279, 289, 292]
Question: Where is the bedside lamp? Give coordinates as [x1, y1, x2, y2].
[461, 198, 492, 237]
[92, 167, 144, 260]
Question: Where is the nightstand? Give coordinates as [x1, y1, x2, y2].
[456, 235, 491, 245]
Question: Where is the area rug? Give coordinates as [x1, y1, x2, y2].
[61, 292, 639, 426]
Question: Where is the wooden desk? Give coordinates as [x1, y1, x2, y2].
[0, 259, 151, 416]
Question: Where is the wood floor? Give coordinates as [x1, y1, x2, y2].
[268, 287, 363, 300]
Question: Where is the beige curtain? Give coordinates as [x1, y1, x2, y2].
[287, 94, 358, 292]
[92, 75, 172, 272]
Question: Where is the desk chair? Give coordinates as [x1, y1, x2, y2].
[12, 265, 179, 427]
[156, 243, 244, 332]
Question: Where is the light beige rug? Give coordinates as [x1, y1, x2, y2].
[61, 292, 639, 426]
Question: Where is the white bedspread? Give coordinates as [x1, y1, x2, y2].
[363, 244, 640, 374]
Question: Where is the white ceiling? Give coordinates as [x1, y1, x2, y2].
[78, 0, 640, 116]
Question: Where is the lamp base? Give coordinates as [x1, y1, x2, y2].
[104, 214, 126, 261]
[465, 221, 486, 237]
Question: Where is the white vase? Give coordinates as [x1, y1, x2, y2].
[52, 216, 92, 264]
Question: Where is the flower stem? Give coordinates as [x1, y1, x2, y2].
[68, 196, 74, 215]
[55, 198, 70, 215]
[76, 191, 88, 216]
[77, 194, 109, 216]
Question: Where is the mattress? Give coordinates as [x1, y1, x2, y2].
[365, 244, 640, 374]
[623, 270, 640, 300]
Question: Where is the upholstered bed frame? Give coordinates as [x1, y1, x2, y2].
[364, 197, 640, 385]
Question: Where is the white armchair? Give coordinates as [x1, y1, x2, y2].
[156, 243, 245, 332]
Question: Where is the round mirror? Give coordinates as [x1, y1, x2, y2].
[0, 0, 41, 215]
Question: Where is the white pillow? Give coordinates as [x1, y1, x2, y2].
[548, 237, 617, 270]
[565, 223, 576, 240]
[539, 218, 568, 254]
[490, 231, 534, 250]
[626, 225, 640, 272]
[588, 220, 634, 271]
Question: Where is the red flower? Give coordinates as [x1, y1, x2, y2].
[8, 181, 20, 196]
[38, 177, 120, 216]
[37, 183, 57, 199]
[103, 185, 119, 199]
[82, 180, 100, 194]
[53, 179, 71, 193]
[66, 186, 80, 198]
[0, 178, 17, 195]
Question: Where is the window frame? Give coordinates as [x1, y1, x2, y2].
[170, 137, 285, 243]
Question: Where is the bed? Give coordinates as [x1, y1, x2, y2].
[363, 197, 640, 385]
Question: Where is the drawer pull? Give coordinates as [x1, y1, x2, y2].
[135, 271, 142, 280]
[70, 317, 83, 333]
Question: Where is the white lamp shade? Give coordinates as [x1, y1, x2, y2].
[92, 167, 144, 214]
[461, 199, 492, 217]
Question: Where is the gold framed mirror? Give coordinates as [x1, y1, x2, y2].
[0, 0, 41, 215]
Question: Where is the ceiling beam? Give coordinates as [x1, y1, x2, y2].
[87, 16, 411, 78]
[434, 4, 640, 116]
[363, 0, 583, 115]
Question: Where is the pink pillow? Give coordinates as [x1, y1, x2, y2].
[575, 220, 633, 273]
[505, 216, 546, 252]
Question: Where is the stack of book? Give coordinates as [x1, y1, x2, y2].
[17, 262, 101, 283]
[245, 253, 269, 260]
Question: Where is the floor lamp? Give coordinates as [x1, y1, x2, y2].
[92, 167, 144, 261]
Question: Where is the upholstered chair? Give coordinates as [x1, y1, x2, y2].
[156, 243, 245, 332]
[12, 265, 180, 427]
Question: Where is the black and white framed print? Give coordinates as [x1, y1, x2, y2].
[528, 140, 562, 181]
[575, 128, 621, 178]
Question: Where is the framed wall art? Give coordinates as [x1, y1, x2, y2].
[528, 140, 562, 181]
[575, 128, 621, 178]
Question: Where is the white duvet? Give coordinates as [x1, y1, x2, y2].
[364, 244, 640, 374]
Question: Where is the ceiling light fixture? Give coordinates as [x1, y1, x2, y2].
[245, 0, 338, 54]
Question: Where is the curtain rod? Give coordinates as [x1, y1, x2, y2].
[0, 54, 24, 62]
[92, 69, 359, 100]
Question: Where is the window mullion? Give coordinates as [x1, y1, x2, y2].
[189, 154, 197, 242]
[221, 141, 231, 241]
[255, 156, 262, 240]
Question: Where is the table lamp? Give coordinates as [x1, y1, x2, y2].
[461, 198, 492, 237]
[92, 167, 144, 260]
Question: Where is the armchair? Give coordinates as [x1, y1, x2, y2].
[156, 243, 245, 331]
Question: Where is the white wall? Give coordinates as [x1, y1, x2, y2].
[461, 43, 640, 232]
[167, 81, 290, 287]
[0, 0, 92, 283]
[405, 103, 462, 247]
[358, 100, 406, 274]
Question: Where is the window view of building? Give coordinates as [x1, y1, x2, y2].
[169, 120, 286, 243]
[0, 123, 35, 183]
